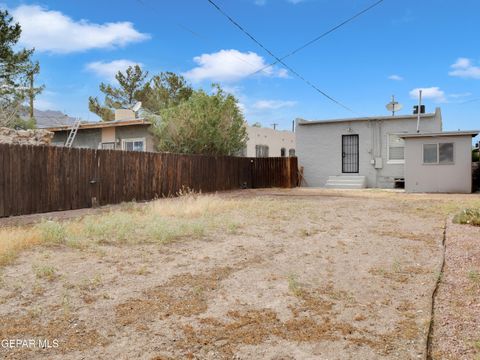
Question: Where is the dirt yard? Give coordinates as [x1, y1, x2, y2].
[0, 188, 479, 359]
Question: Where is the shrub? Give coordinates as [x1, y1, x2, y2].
[36, 220, 67, 244]
[453, 208, 480, 226]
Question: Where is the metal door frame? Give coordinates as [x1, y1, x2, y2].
[342, 134, 359, 173]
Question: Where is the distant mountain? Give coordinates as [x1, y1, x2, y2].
[34, 109, 77, 128]
[20, 108, 77, 128]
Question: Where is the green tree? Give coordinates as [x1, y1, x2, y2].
[0, 10, 42, 127]
[88, 65, 148, 121]
[140, 72, 193, 114]
[150, 85, 247, 155]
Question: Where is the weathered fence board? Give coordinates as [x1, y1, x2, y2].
[0, 144, 297, 218]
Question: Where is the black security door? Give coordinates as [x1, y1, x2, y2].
[342, 135, 359, 173]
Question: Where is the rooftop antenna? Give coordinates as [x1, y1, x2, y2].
[416, 90, 422, 133]
[385, 95, 403, 116]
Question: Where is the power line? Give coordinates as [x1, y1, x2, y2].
[133, 0, 268, 76]
[250, 0, 385, 76]
[206, 0, 356, 113]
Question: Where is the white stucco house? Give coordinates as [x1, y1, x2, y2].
[296, 108, 443, 189]
[296, 106, 478, 193]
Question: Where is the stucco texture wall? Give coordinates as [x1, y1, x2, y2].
[52, 129, 101, 148]
[246, 127, 295, 157]
[296, 113, 442, 188]
[404, 136, 473, 193]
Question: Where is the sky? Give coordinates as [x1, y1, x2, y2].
[3, 0, 480, 132]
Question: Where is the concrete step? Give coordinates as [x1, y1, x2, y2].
[325, 175, 367, 189]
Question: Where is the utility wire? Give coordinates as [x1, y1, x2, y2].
[250, 0, 385, 76]
[133, 0, 267, 76]
[206, 0, 356, 113]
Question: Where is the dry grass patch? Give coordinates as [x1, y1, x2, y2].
[453, 208, 480, 226]
[116, 266, 235, 327]
[0, 194, 251, 268]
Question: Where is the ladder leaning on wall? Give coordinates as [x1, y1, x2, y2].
[65, 119, 81, 148]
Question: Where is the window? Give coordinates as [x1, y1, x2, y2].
[439, 143, 454, 163]
[255, 145, 269, 157]
[122, 138, 145, 152]
[423, 144, 437, 163]
[423, 143, 454, 164]
[387, 134, 405, 163]
[280, 147, 286, 157]
[101, 142, 115, 150]
[289, 148, 295, 157]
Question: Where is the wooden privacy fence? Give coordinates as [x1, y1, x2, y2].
[0, 143, 297, 218]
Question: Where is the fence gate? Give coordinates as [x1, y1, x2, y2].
[342, 134, 359, 173]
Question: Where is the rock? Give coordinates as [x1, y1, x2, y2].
[0, 127, 54, 146]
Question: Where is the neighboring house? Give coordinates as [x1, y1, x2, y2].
[296, 107, 443, 188]
[243, 126, 296, 157]
[401, 131, 479, 193]
[46, 110, 156, 152]
[45, 111, 296, 158]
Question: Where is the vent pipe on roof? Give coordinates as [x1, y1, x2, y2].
[416, 90, 422, 133]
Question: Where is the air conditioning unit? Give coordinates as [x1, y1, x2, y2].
[413, 105, 425, 114]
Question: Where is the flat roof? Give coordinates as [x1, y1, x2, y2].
[297, 112, 436, 126]
[399, 130, 479, 138]
[45, 118, 151, 132]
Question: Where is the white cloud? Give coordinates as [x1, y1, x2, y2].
[253, 100, 297, 110]
[183, 49, 288, 82]
[449, 92, 472, 99]
[409, 87, 446, 103]
[254, 0, 267, 5]
[287, 0, 305, 4]
[388, 74, 403, 81]
[11, 5, 149, 53]
[448, 57, 480, 79]
[86, 60, 143, 81]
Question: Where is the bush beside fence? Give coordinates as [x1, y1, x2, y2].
[0, 144, 297, 218]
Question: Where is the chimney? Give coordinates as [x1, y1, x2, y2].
[114, 109, 135, 121]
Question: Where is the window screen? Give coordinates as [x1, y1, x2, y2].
[388, 134, 405, 161]
[123, 140, 145, 152]
[439, 143, 454, 163]
[255, 145, 269, 157]
[423, 144, 438, 163]
[280, 148, 286, 157]
[289, 148, 295, 157]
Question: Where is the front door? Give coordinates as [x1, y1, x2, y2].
[342, 135, 359, 173]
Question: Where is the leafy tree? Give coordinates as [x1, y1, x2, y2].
[140, 72, 193, 114]
[150, 85, 247, 155]
[251, 122, 262, 127]
[0, 10, 42, 127]
[88, 65, 148, 121]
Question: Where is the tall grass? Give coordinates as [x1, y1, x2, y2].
[0, 193, 245, 267]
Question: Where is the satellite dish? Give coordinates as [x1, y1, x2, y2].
[131, 101, 142, 112]
[385, 96, 403, 115]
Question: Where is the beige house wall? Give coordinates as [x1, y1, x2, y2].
[101, 127, 116, 143]
[404, 135, 473, 193]
[245, 126, 296, 157]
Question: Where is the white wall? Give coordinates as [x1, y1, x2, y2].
[246, 126, 296, 157]
[404, 136, 472, 193]
[296, 111, 442, 187]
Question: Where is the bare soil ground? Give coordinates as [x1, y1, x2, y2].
[430, 219, 480, 360]
[0, 188, 478, 359]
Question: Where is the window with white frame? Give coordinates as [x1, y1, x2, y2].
[387, 134, 405, 163]
[423, 143, 454, 164]
[122, 138, 145, 152]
